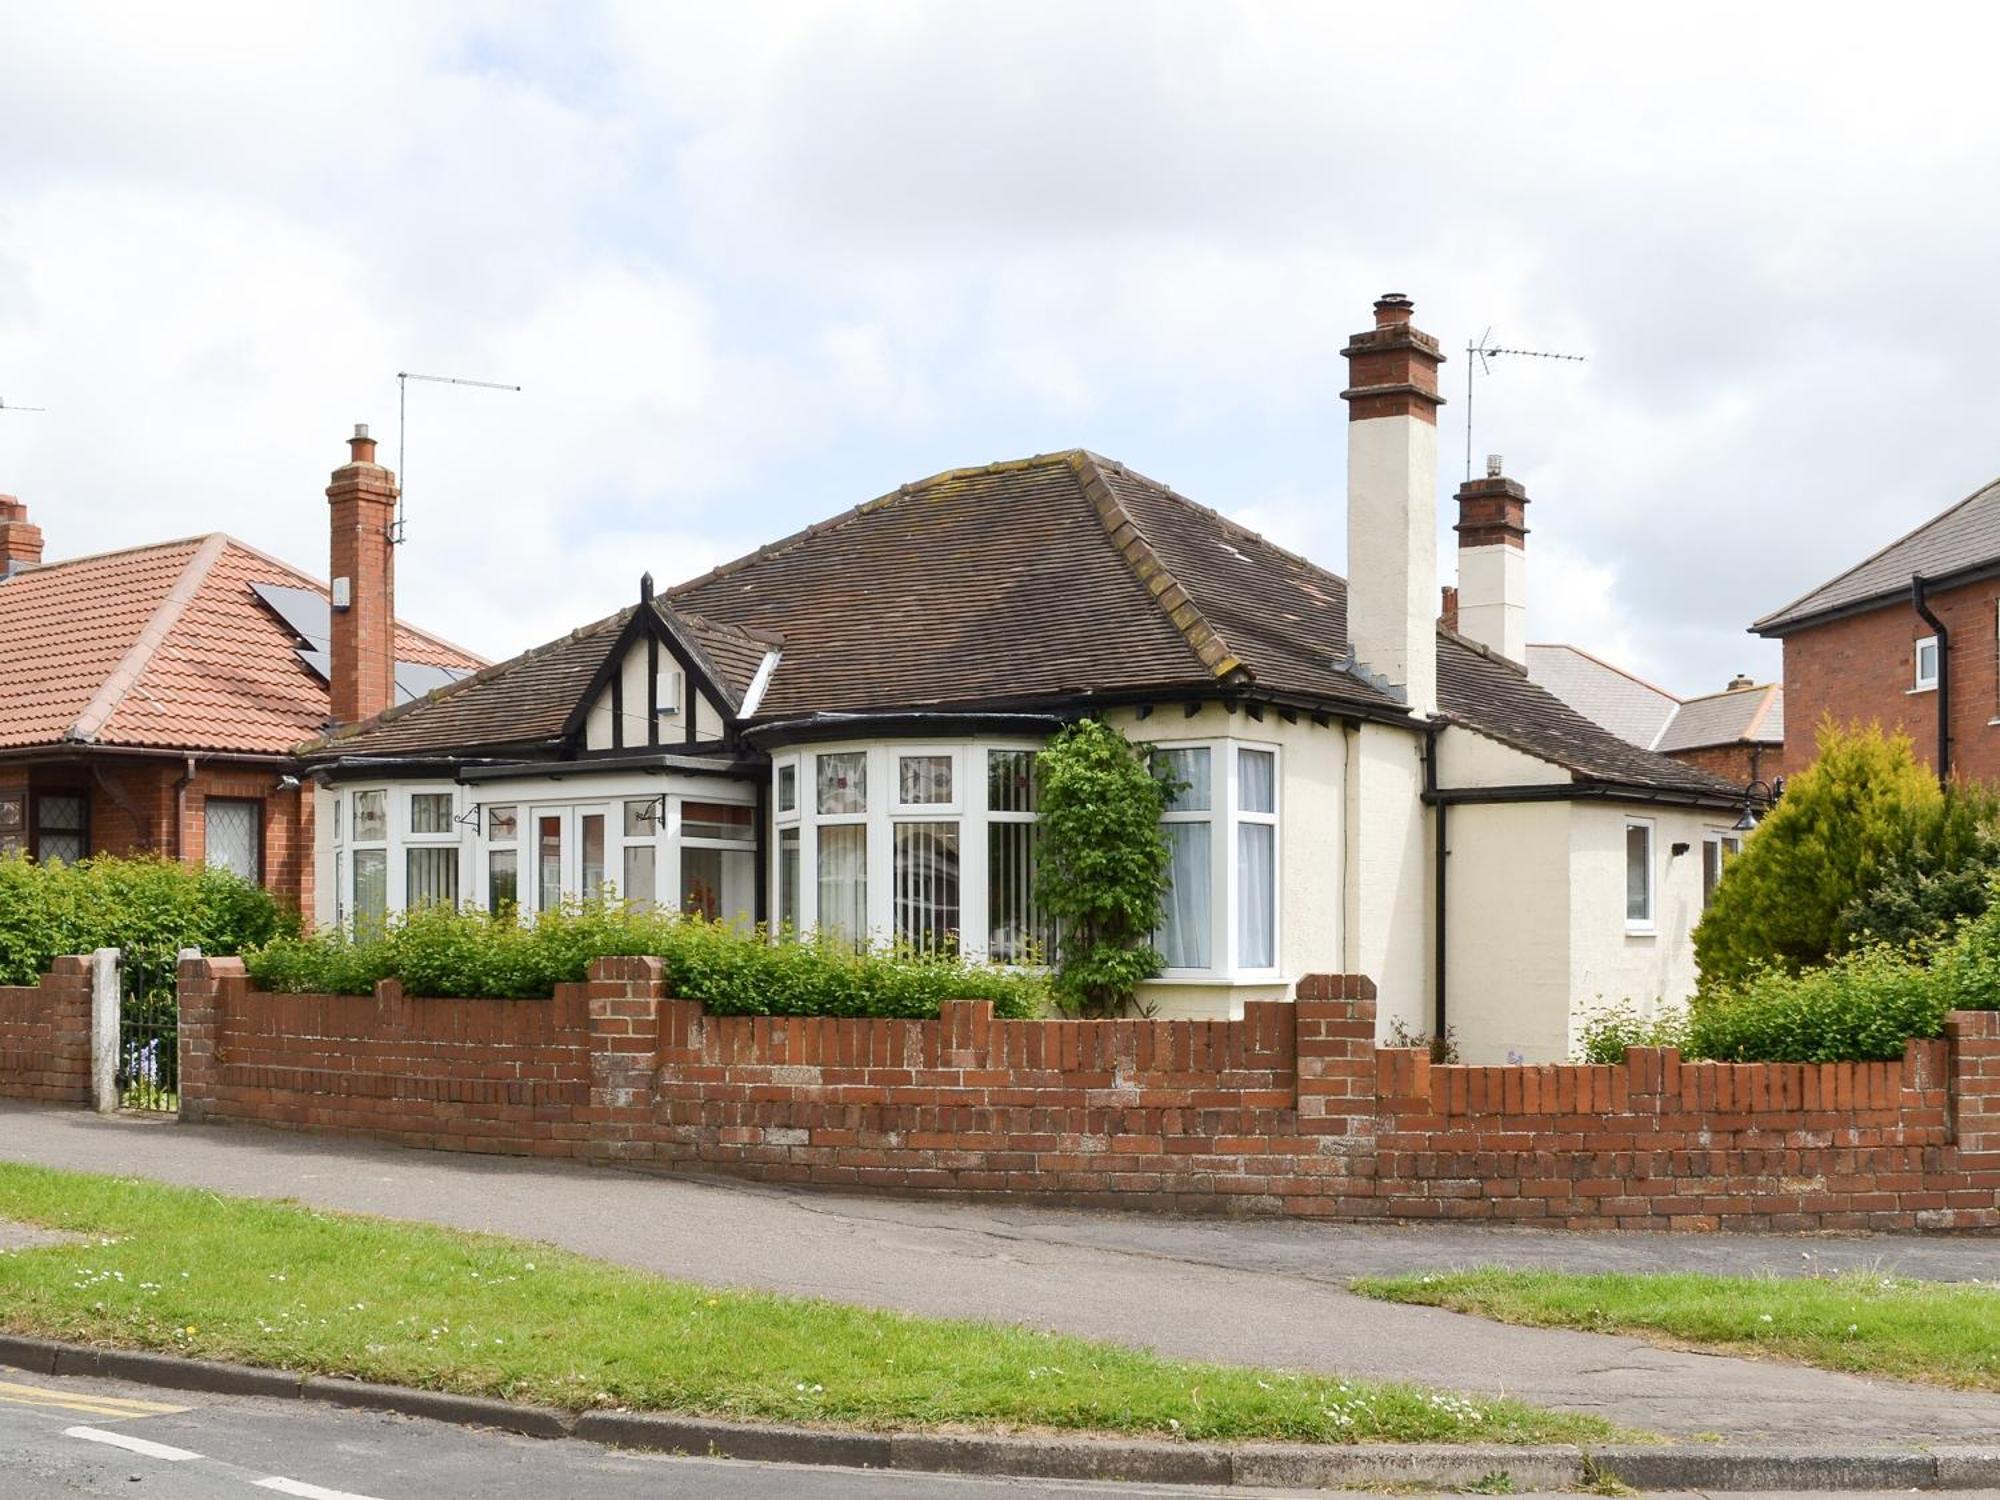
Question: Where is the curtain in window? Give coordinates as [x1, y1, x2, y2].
[406, 846, 459, 909]
[683, 847, 723, 921]
[1237, 822, 1275, 967]
[409, 794, 454, 834]
[1156, 747, 1211, 812]
[353, 849, 388, 933]
[778, 828, 800, 931]
[537, 816, 563, 911]
[894, 821, 960, 953]
[581, 814, 606, 895]
[1157, 823, 1211, 968]
[621, 845, 655, 909]
[817, 824, 867, 951]
[987, 821, 1051, 963]
[1238, 749, 1275, 814]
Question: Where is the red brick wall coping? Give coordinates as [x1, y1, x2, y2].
[4, 957, 1995, 1231]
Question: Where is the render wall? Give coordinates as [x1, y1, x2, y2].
[1343, 721, 1430, 1040]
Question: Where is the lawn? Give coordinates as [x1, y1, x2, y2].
[1356, 1267, 2000, 1390]
[0, 1165, 1612, 1446]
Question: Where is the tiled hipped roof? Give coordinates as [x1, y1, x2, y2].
[314, 451, 1736, 799]
[0, 534, 478, 756]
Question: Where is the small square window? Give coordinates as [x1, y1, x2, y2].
[623, 797, 663, 836]
[898, 754, 953, 806]
[486, 804, 519, 842]
[352, 789, 387, 842]
[817, 751, 867, 815]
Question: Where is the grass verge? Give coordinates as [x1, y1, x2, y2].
[0, 1165, 1612, 1445]
[1355, 1267, 2000, 1390]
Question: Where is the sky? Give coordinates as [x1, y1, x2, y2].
[4, 2, 1998, 698]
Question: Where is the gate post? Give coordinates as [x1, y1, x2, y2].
[89, 948, 119, 1114]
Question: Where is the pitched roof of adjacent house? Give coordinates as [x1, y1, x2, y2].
[1654, 682, 1784, 754]
[1524, 644, 1681, 749]
[1754, 475, 2000, 635]
[309, 451, 1737, 799]
[0, 533, 480, 756]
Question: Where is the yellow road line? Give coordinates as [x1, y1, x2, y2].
[0, 1378, 188, 1418]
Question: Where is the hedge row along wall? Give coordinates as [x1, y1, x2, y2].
[7, 956, 1997, 1230]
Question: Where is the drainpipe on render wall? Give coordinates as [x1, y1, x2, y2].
[1912, 574, 1951, 788]
[1425, 722, 1448, 1045]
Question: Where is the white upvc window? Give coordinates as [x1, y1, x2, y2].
[985, 748, 1049, 964]
[404, 789, 460, 911]
[1625, 818, 1656, 934]
[1148, 738, 1282, 978]
[481, 803, 522, 915]
[814, 751, 870, 951]
[349, 788, 389, 932]
[1914, 635, 1940, 692]
[1701, 829, 1742, 909]
[618, 796, 663, 909]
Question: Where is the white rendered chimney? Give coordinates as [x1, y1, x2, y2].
[1340, 293, 1444, 715]
[1452, 454, 1530, 663]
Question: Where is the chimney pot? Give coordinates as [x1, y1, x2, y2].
[1486, 453, 1504, 478]
[1373, 292, 1415, 327]
[1727, 672, 1755, 691]
[347, 423, 378, 466]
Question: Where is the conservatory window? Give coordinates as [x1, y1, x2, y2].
[986, 749, 1049, 964]
[1154, 747, 1213, 970]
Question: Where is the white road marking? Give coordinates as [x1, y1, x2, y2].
[63, 1424, 202, 1461]
[254, 1478, 386, 1500]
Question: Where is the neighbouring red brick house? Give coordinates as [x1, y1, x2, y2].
[1754, 475, 2000, 782]
[0, 431, 479, 914]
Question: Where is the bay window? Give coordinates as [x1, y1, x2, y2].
[986, 749, 1049, 964]
[350, 789, 388, 931]
[816, 750, 869, 949]
[619, 799, 659, 908]
[485, 804, 521, 914]
[891, 751, 960, 953]
[1151, 740, 1282, 975]
[1236, 748, 1277, 969]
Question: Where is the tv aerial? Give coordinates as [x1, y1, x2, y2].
[0, 398, 47, 413]
[394, 370, 522, 544]
[1463, 330, 1586, 480]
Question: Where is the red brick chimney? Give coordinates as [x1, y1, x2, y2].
[0, 496, 44, 578]
[326, 424, 397, 725]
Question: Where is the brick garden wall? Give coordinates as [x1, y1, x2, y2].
[0, 956, 92, 1105]
[150, 958, 2000, 1231]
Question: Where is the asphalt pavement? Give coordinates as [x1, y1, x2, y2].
[3, 1102, 1998, 1448]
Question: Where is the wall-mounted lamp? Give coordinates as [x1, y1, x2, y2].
[1733, 776, 1784, 833]
[1669, 841, 1691, 858]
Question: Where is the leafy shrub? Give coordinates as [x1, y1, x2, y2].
[0, 853, 291, 985]
[1834, 797, 2000, 955]
[1685, 947, 1948, 1063]
[1383, 1019, 1460, 1063]
[246, 901, 1049, 1019]
[1035, 719, 1176, 1017]
[1573, 1002, 1689, 1064]
[1695, 722, 1987, 990]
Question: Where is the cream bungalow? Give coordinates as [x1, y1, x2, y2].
[296, 295, 1745, 1062]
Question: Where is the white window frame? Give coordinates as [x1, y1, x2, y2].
[477, 801, 525, 915]
[1700, 829, 1741, 910]
[1145, 737, 1284, 981]
[983, 746, 1046, 965]
[1914, 634, 1940, 692]
[891, 747, 962, 815]
[1624, 817, 1657, 935]
[348, 788, 390, 929]
[774, 756, 800, 822]
[403, 787, 462, 912]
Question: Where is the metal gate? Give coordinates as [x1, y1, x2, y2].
[117, 948, 179, 1113]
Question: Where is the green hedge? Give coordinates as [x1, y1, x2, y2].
[1580, 892, 2000, 1065]
[244, 903, 1049, 1020]
[0, 853, 291, 986]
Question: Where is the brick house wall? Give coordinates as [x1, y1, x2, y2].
[1663, 741, 1784, 785]
[1780, 576, 2000, 781]
[0, 757, 310, 917]
[160, 957, 2000, 1232]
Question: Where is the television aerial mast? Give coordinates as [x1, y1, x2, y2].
[394, 371, 521, 544]
[1463, 330, 1586, 480]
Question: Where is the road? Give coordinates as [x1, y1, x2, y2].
[3, 1103, 1999, 1448]
[3, 1366, 1998, 1500]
